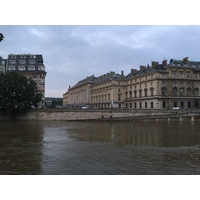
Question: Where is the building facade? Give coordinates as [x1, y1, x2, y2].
[0, 56, 6, 73]
[63, 57, 200, 110]
[3, 54, 47, 108]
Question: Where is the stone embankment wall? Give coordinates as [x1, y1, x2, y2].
[12, 109, 200, 121]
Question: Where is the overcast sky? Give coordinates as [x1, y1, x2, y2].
[1, 25, 200, 97]
[1, 0, 200, 97]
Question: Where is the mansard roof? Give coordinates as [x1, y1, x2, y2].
[126, 64, 166, 79]
[169, 58, 200, 68]
[74, 75, 96, 87]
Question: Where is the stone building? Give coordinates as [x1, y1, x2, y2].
[90, 71, 126, 109]
[63, 57, 200, 110]
[66, 75, 96, 108]
[63, 91, 69, 106]
[6, 54, 47, 107]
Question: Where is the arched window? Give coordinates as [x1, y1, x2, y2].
[134, 90, 137, 98]
[144, 88, 148, 97]
[129, 91, 132, 98]
[150, 87, 154, 96]
[139, 89, 142, 97]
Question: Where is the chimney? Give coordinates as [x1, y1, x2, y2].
[162, 59, 167, 66]
[183, 57, 188, 64]
[121, 70, 124, 76]
[152, 61, 159, 68]
[140, 65, 146, 72]
[131, 69, 137, 74]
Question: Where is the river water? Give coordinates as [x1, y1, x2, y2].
[0, 120, 200, 175]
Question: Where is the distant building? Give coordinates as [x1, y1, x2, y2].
[45, 97, 63, 108]
[6, 54, 47, 107]
[0, 56, 7, 73]
[63, 57, 200, 110]
[63, 91, 69, 106]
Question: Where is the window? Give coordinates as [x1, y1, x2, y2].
[187, 88, 191, 96]
[163, 101, 166, 108]
[129, 91, 132, 98]
[151, 102, 153, 108]
[29, 60, 36, 64]
[140, 102, 142, 108]
[144, 88, 148, 97]
[28, 66, 35, 70]
[179, 87, 184, 96]
[179, 71, 183, 78]
[130, 103, 132, 108]
[134, 90, 137, 98]
[135, 103, 137, 108]
[9, 60, 16, 65]
[19, 60, 26, 64]
[118, 94, 121, 101]
[181, 101, 184, 108]
[150, 87, 154, 96]
[188, 101, 191, 108]
[173, 87, 177, 96]
[7, 66, 15, 71]
[125, 92, 128, 99]
[18, 65, 25, 71]
[161, 87, 166, 96]
[145, 102, 147, 108]
[38, 65, 44, 70]
[194, 88, 198, 96]
[139, 89, 142, 97]
[172, 71, 177, 78]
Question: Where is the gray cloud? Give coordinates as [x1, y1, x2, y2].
[1, 25, 200, 97]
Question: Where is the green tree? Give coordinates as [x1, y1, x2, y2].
[0, 33, 4, 42]
[0, 71, 42, 119]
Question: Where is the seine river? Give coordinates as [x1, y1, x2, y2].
[0, 120, 200, 175]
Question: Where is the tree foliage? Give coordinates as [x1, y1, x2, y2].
[0, 33, 4, 42]
[0, 71, 42, 119]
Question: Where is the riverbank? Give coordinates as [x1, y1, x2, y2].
[1, 108, 199, 121]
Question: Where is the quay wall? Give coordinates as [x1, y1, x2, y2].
[9, 109, 200, 121]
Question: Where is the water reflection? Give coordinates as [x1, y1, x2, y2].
[67, 121, 200, 147]
[1, 120, 200, 174]
[0, 121, 44, 174]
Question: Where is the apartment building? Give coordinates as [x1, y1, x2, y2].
[63, 57, 200, 109]
[0, 56, 6, 73]
[6, 54, 47, 107]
